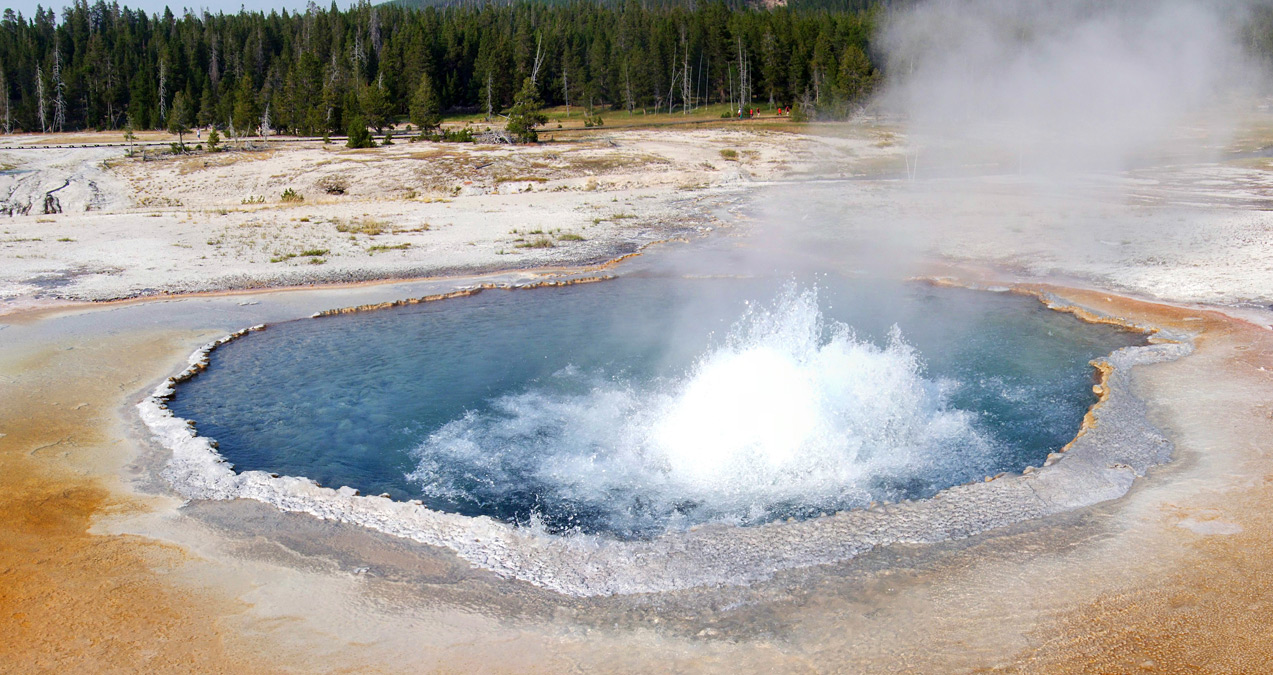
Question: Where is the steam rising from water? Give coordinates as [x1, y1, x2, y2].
[879, 0, 1257, 171]
[407, 285, 997, 538]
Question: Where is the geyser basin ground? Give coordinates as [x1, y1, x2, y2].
[141, 275, 1185, 595]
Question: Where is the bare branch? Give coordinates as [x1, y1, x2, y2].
[530, 34, 544, 86]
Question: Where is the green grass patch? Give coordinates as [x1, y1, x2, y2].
[515, 236, 555, 249]
[368, 243, 411, 254]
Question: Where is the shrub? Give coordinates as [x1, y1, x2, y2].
[346, 118, 375, 149]
[317, 174, 348, 195]
[281, 188, 304, 202]
[442, 128, 474, 143]
[557, 233, 585, 242]
[719, 149, 739, 160]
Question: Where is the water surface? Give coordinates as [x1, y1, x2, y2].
[169, 275, 1144, 539]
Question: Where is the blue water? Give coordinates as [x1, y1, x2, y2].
[168, 276, 1144, 539]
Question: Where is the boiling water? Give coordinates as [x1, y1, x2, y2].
[168, 276, 1144, 539]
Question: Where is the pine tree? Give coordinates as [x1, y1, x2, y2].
[346, 115, 373, 148]
[359, 76, 391, 132]
[506, 77, 547, 143]
[836, 44, 875, 107]
[169, 90, 192, 149]
[0, 69, 10, 134]
[232, 76, 258, 137]
[409, 71, 441, 136]
[198, 87, 216, 128]
[123, 117, 136, 153]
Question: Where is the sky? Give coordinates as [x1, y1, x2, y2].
[1, 0, 339, 20]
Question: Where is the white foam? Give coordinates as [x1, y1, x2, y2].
[407, 285, 995, 535]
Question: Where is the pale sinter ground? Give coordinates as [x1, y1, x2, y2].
[0, 126, 872, 304]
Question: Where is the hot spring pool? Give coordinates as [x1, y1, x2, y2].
[166, 276, 1145, 542]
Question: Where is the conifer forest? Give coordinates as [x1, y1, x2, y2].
[0, 0, 882, 135]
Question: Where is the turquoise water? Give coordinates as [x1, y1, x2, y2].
[168, 276, 1144, 539]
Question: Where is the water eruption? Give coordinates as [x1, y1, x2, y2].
[406, 284, 998, 538]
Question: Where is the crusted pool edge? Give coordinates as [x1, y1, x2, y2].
[136, 283, 1193, 597]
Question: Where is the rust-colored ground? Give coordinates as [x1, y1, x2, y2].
[0, 333, 258, 672]
[1008, 287, 1273, 673]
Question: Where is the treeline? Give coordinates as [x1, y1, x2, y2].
[0, 0, 880, 135]
[389, 0, 893, 12]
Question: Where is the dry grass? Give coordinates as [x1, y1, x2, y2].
[175, 150, 276, 175]
[408, 149, 470, 162]
[335, 217, 389, 236]
[559, 152, 669, 174]
[368, 242, 411, 254]
[493, 175, 550, 184]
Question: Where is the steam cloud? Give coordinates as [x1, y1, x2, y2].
[878, 0, 1261, 171]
